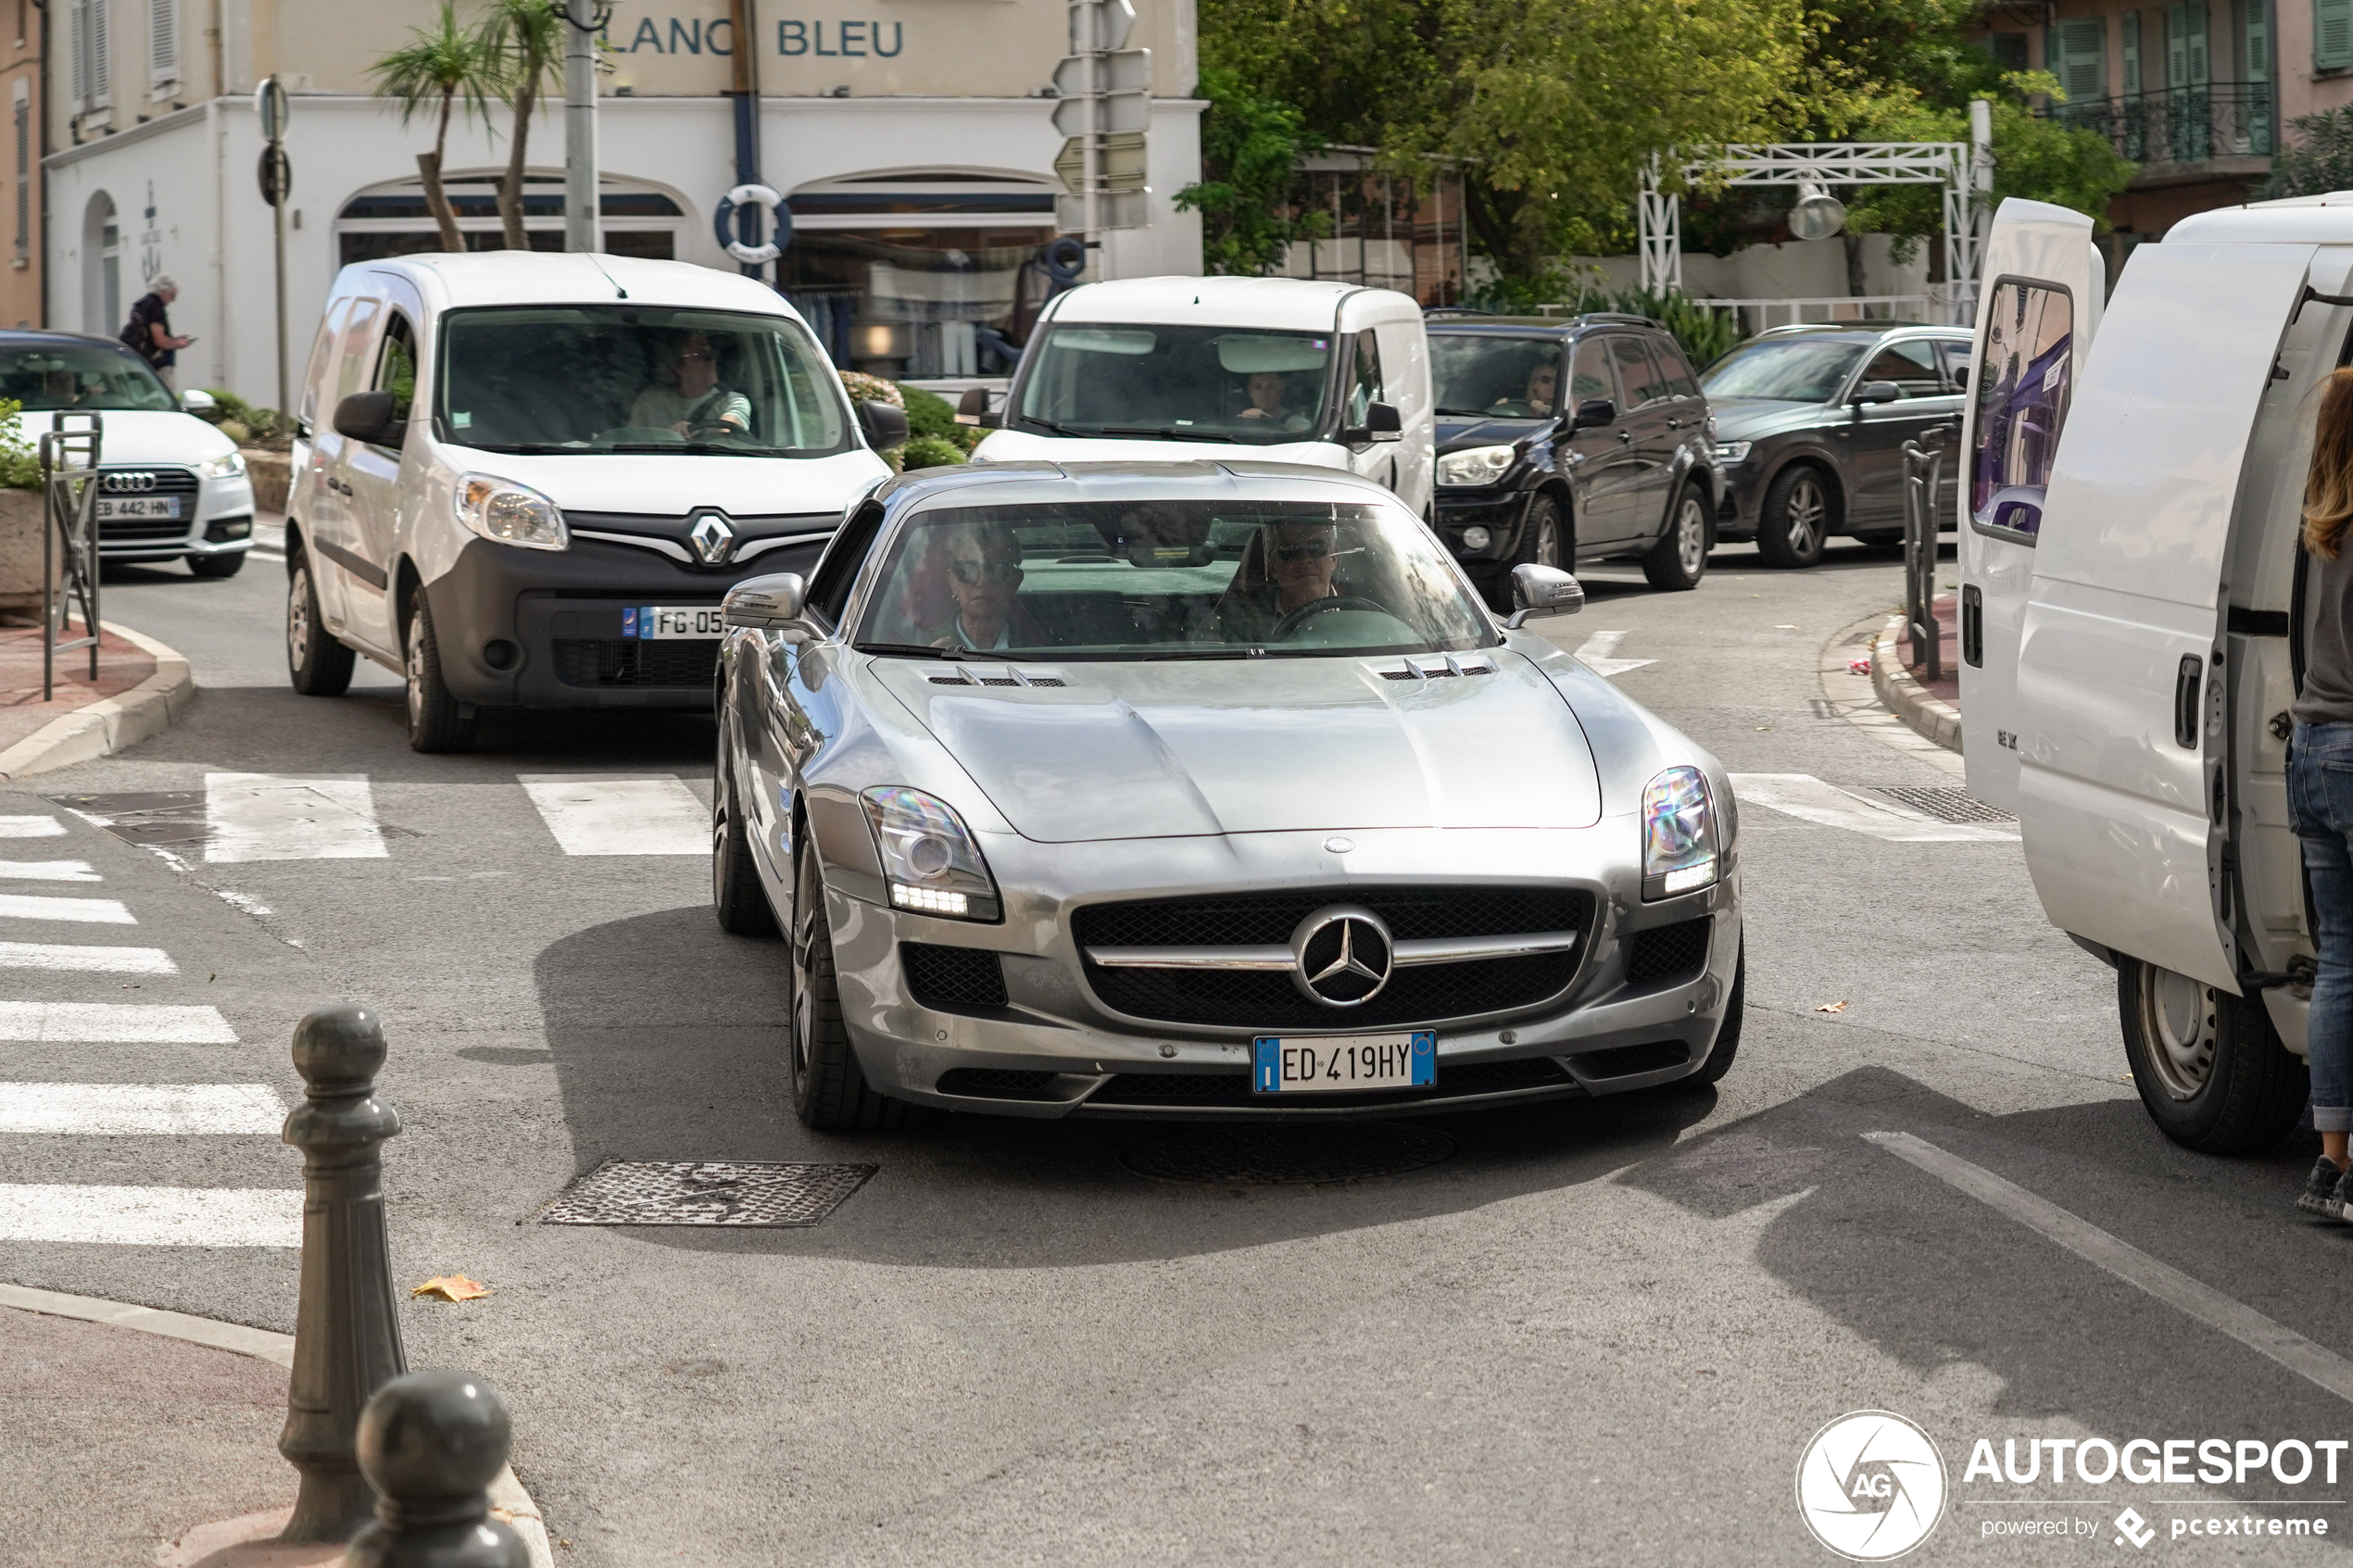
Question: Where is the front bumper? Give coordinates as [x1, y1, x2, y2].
[1432, 488, 1532, 571]
[815, 822, 1742, 1120]
[98, 471, 258, 562]
[1716, 457, 1767, 535]
[423, 530, 833, 709]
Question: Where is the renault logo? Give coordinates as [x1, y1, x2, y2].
[1289, 905, 1394, 1007]
[102, 471, 159, 493]
[687, 511, 736, 565]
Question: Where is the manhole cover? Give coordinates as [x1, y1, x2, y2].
[538, 1160, 875, 1226]
[1123, 1123, 1456, 1185]
[47, 791, 208, 848]
[1872, 785, 2015, 825]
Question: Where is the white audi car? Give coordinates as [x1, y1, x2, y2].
[0, 331, 256, 577]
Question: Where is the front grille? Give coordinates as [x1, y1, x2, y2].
[936, 1068, 1059, 1100]
[1074, 886, 1593, 1029]
[98, 467, 199, 494]
[1569, 1040, 1691, 1079]
[1625, 917, 1712, 987]
[99, 518, 194, 543]
[1092, 1056, 1573, 1107]
[901, 944, 1008, 1011]
[552, 638, 720, 688]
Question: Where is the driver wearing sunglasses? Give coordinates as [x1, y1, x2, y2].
[1204, 520, 1350, 643]
[927, 520, 1047, 650]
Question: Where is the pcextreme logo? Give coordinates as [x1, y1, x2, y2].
[1795, 1410, 1949, 1562]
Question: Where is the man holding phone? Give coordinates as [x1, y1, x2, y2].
[122, 275, 194, 393]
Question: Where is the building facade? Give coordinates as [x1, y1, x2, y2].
[43, 0, 1203, 408]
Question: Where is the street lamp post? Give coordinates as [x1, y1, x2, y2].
[255, 78, 291, 420]
[563, 0, 601, 253]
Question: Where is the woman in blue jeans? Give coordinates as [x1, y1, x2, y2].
[2296, 368, 2353, 1217]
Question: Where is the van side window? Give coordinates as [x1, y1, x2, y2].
[333, 299, 382, 421]
[1971, 280, 2075, 543]
[1346, 332, 1383, 427]
[807, 498, 887, 629]
[374, 312, 418, 426]
[299, 298, 351, 430]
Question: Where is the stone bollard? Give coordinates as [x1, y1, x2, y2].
[279, 1004, 409, 1544]
[346, 1370, 529, 1568]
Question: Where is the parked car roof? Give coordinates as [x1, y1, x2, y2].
[1753, 321, 1965, 342]
[1423, 312, 1665, 336]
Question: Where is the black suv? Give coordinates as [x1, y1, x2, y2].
[1705, 322, 1969, 568]
[1427, 312, 1719, 606]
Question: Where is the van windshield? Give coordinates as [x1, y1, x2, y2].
[0, 342, 175, 411]
[434, 306, 852, 458]
[1012, 324, 1334, 444]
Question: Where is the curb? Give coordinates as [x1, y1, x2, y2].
[1869, 611, 1962, 753]
[0, 1281, 555, 1568]
[0, 620, 195, 779]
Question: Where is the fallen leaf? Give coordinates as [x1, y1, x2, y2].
[411, 1274, 491, 1302]
[1815, 1000, 1849, 1014]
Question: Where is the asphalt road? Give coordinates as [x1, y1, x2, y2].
[7, 541, 2349, 1565]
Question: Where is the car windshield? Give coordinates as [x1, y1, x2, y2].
[434, 305, 851, 458]
[0, 342, 175, 411]
[1012, 324, 1334, 444]
[1430, 334, 1563, 418]
[854, 499, 1494, 659]
[1700, 338, 1869, 402]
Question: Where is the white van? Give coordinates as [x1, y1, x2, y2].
[964, 276, 1436, 517]
[287, 252, 902, 751]
[1959, 194, 2353, 1152]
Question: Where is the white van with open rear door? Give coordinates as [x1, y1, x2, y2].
[1959, 194, 2353, 1152]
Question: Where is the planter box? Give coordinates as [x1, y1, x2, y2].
[242, 447, 289, 513]
[0, 487, 57, 620]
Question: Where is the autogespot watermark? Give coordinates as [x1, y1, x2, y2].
[1799, 1412, 2346, 1556]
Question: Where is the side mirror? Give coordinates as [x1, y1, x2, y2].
[858, 399, 911, 450]
[955, 386, 1000, 430]
[723, 572, 809, 633]
[1850, 381, 1903, 407]
[1950, 363, 1970, 390]
[1571, 397, 1617, 430]
[332, 390, 401, 445]
[1361, 400, 1403, 443]
[180, 387, 218, 416]
[1504, 562, 1584, 629]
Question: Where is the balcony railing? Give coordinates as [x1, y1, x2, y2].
[2050, 81, 2273, 167]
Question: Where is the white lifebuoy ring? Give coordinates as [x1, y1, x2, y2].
[721, 182, 785, 265]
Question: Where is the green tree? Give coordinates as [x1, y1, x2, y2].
[478, 0, 567, 250]
[366, 1, 502, 252]
[2265, 107, 2353, 197]
[1174, 67, 1329, 275]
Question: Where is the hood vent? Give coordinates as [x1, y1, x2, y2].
[926, 665, 1068, 688]
[1373, 654, 1500, 683]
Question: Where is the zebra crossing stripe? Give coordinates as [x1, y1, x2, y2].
[0, 859, 102, 883]
[1728, 773, 2019, 844]
[519, 775, 708, 856]
[1574, 630, 1657, 678]
[204, 772, 389, 862]
[0, 941, 174, 973]
[0, 1083, 283, 1134]
[0, 895, 134, 924]
[0, 816, 66, 837]
[0, 1184, 301, 1247]
[0, 1002, 237, 1043]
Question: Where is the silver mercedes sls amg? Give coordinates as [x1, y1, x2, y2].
[711, 460, 1742, 1127]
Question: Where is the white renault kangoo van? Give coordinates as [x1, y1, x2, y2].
[289, 252, 903, 751]
[964, 277, 1436, 516]
[1960, 194, 2353, 1152]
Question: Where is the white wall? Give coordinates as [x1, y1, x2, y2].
[1567, 233, 1932, 300]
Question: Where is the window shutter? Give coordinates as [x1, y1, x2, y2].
[2185, 0, 2209, 82]
[2057, 18, 2108, 101]
[15, 86, 28, 257]
[89, 0, 110, 108]
[2321, 0, 2353, 69]
[2123, 10, 2143, 94]
[67, 0, 86, 112]
[148, 0, 176, 87]
[2247, 0, 2271, 81]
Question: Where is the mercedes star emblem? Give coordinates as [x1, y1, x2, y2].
[687, 511, 736, 565]
[1289, 905, 1394, 1007]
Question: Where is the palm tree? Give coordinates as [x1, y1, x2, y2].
[365, 3, 499, 253]
[479, 0, 567, 250]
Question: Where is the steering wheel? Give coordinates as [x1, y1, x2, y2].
[1272, 596, 1391, 640]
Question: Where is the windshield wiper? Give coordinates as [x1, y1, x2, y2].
[855, 642, 962, 659]
[597, 441, 787, 457]
[1017, 417, 1094, 439]
[1143, 647, 1250, 659]
[1095, 426, 1237, 444]
[1435, 407, 1494, 417]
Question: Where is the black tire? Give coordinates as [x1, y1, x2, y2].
[1755, 465, 1833, 569]
[1476, 495, 1567, 614]
[2117, 957, 2308, 1153]
[1690, 939, 1744, 1085]
[285, 553, 356, 697]
[188, 551, 245, 579]
[1641, 481, 1711, 591]
[712, 742, 779, 937]
[404, 596, 476, 754]
[788, 847, 907, 1131]
[1851, 530, 1904, 550]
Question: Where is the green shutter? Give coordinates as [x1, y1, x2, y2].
[2168, 3, 2190, 86]
[2320, 0, 2353, 69]
[2123, 10, 2143, 94]
[2247, 0, 2271, 81]
[2186, 0, 2209, 82]
[2055, 17, 2108, 100]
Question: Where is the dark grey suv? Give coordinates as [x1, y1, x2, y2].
[1705, 322, 1968, 568]
[1427, 313, 1720, 607]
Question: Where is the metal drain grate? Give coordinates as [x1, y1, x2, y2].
[1872, 785, 2016, 824]
[1123, 1124, 1456, 1185]
[538, 1160, 876, 1227]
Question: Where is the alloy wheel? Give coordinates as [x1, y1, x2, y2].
[1784, 476, 1826, 557]
[2136, 964, 2217, 1098]
[1535, 508, 1562, 569]
[405, 617, 425, 734]
[1676, 495, 1707, 577]
[286, 565, 311, 669]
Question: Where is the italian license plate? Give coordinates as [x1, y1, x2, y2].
[95, 496, 181, 521]
[1252, 1031, 1436, 1094]
[623, 605, 724, 640]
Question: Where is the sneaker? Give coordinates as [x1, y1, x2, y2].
[2296, 1156, 2351, 1220]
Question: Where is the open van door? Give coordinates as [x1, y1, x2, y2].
[1958, 199, 2104, 814]
[2014, 241, 2319, 991]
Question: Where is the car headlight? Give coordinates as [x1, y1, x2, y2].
[1460, 525, 1492, 551]
[453, 474, 569, 551]
[1437, 444, 1516, 487]
[862, 787, 1001, 922]
[197, 450, 246, 480]
[1711, 441, 1752, 466]
[1642, 766, 1718, 900]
